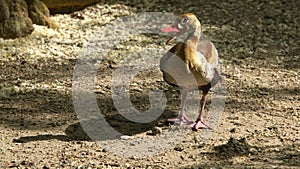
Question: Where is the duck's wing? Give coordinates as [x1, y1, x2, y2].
[197, 39, 218, 67]
[196, 39, 220, 88]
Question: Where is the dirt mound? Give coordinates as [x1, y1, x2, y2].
[213, 137, 252, 158]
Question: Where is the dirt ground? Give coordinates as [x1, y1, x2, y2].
[0, 0, 299, 168]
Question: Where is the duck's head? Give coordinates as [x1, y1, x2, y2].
[162, 13, 201, 44]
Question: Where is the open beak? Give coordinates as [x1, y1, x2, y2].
[162, 23, 186, 44]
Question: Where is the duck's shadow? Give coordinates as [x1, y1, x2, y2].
[13, 87, 181, 143]
[13, 117, 171, 143]
[13, 122, 90, 143]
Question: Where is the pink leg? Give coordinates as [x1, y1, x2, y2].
[168, 89, 195, 126]
[193, 92, 212, 131]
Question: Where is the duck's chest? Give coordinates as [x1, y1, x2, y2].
[161, 50, 211, 89]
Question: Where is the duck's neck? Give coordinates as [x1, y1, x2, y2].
[184, 30, 201, 65]
[185, 31, 200, 50]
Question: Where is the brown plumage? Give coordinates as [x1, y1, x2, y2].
[160, 13, 220, 130]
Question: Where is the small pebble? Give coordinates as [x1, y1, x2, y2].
[130, 156, 137, 160]
[120, 135, 131, 140]
[174, 145, 184, 152]
[152, 127, 162, 135]
[230, 128, 236, 133]
[249, 147, 258, 155]
[125, 162, 130, 168]
[102, 146, 110, 152]
[147, 127, 163, 135]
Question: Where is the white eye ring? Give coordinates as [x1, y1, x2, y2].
[178, 23, 183, 29]
[182, 18, 189, 23]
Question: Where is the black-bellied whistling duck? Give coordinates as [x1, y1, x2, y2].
[160, 13, 220, 131]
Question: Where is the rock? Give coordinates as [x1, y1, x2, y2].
[0, 0, 103, 39]
[40, 0, 104, 14]
[27, 0, 59, 28]
[0, 0, 34, 39]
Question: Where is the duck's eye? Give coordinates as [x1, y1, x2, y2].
[181, 18, 189, 24]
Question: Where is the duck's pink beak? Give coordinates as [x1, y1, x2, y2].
[162, 24, 185, 44]
[162, 24, 180, 33]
